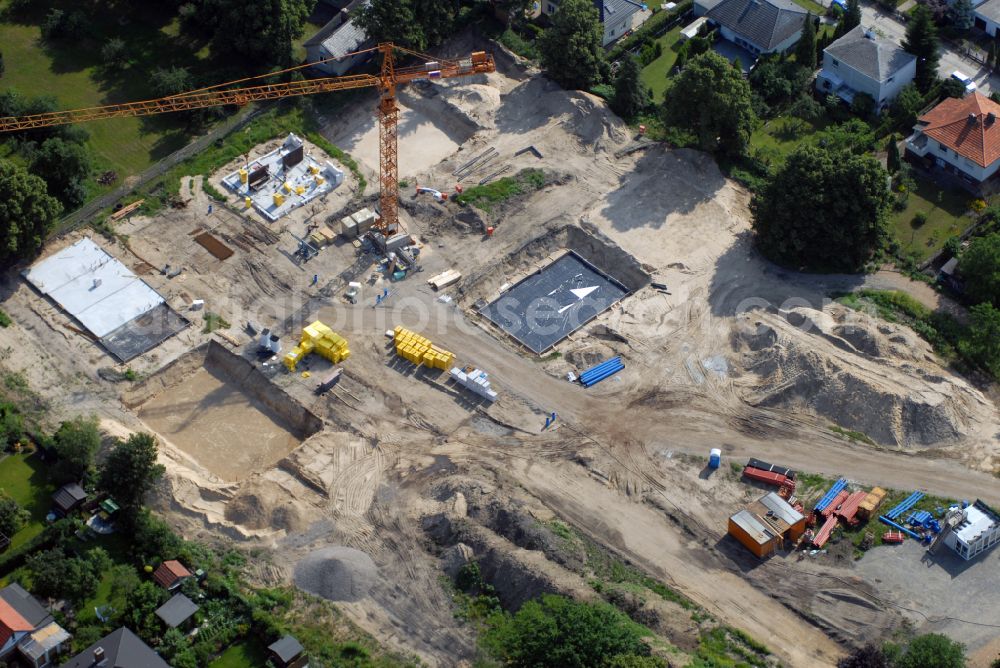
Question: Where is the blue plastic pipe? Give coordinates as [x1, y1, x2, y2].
[879, 515, 923, 540]
[580, 358, 621, 381]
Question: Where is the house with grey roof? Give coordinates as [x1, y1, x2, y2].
[704, 0, 807, 58]
[0, 584, 71, 668]
[974, 0, 1000, 37]
[59, 627, 169, 668]
[154, 593, 199, 630]
[541, 0, 650, 46]
[304, 1, 373, 76]
[816, 26, 916, 112]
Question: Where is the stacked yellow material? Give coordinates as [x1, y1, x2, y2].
[393, 326, 455, 370]
[273, 192, 285, 207]
[283, 321, 351, 371]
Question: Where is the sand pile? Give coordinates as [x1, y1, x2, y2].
[735, 305, 994, 447]
[294, 546, 378, 602]
[496, 77, 628, 151]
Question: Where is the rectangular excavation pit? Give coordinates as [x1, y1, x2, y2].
[479, 251, 629, 354]
[126, 341, 322, 481]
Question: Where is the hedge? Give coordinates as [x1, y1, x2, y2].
[607, 2, 694, 61]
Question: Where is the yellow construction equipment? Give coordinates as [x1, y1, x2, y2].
[393, 326, 454, 370]
[284, 321, 350, 371]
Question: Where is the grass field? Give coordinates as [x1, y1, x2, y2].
[890, 176, 975, 262]
[0, 451, 54, 550]
[639, 26, 684, 102]
[0, 1, 216, 186]
[749, 115, 832, 164]
[209, 638, 268, 668]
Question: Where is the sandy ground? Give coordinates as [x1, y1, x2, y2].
[2, 36, 1000, 668]
[138, 366, 303, 482]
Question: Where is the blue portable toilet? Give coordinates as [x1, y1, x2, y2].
[709, 448, 722, 469]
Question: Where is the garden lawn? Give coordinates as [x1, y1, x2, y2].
[209, 638, 268, 668]
[0, 452, 54, 550]
[639, 26, 684, 102]
[0, 0, 216, 196]
[791, 0, 826, 13]
[749, 114, 831, 164]
[891, 176, 975, 262]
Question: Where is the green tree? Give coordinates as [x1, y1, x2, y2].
[28, 137, 92, 208]
[953, 0, 974, 31]
[357, 0, 458, 52]
[50, 415, 101, 485]
[886, 135, 901, 174]
[752, 145, 891, 271]
[122, 580, 166, 642]
[0, 491, 28, 539]
[149, 66, 193, 98]
[898, 633, 966, 668]
[0, 160, 62, 268]
[101, 37, 128, 70]
[889, 84, 925, 131]
[538, 0, 604, 90]
[204, 0, 315, 67]
[664, 51, 755, 156]
[959, 233, 1000, 307]
[160, 628, 198, 668]
[26, 547, 107, 604]
[817, 118, 875, 154]
[961, 303, 1000, 378]
[611, 57, 648, 121]
[904, 5, 940, 93]
[357, 0, 424, 49]
[482, 594, 650, 667]
[851, 91, 875, 117]
[98, 432, 165, 521]
[837, 0, 862, 37]
[837, 643, 890, 668]
[796, 13, 817, 70]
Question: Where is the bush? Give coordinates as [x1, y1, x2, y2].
[0, 310, 10, 328]
[482, 594, 651, 666]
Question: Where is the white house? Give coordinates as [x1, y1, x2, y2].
[304, 2, 373, 76]
[974, 0, 1000, 36]
[816, 26, 916, 112]
[541, 0, 650, 46]
[905, 92, 1000, 191]
[941, 501, 1000, 561]
[703, 0, 807, 57]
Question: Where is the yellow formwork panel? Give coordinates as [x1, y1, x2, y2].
[393, 327, 454, 368]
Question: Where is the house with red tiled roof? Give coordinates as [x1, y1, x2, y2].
[905, 92, 1000, 191]
[152, 560, 192, 590]
[0, 584, 70, 667]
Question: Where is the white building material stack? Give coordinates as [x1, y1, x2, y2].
[450, 366, 499, 402]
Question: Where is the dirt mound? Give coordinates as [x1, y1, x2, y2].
[496, 77, 629, 151]
[294, 546, 378, 602]
[225, 485, 307, 533]
[735, 306, 994, 447]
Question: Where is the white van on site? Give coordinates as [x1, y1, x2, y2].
[951, 71, 978, 94]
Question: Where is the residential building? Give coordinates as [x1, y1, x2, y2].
[304, 2, 373, 76]
[152, 560, 192, 590]
[541, 0, 650, 46]
[269, 635, 309, 668]
[0, 584, 70, 668]
[59, 627, 169, 668]
[941, 500, 1000, 560]
[703, 0, 807, 57]
[905, 92, 1000, 192]
[816, 26, 916, 112]
[51, 483, 87, 516]
[974, 0, 1000, 36]
[154, 593, 199, 630]
[728, 492, 806, 558]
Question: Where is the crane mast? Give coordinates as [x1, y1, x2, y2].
[0, 43, 495, 236]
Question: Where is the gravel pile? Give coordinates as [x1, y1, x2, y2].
[293, 546, 377, 602]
